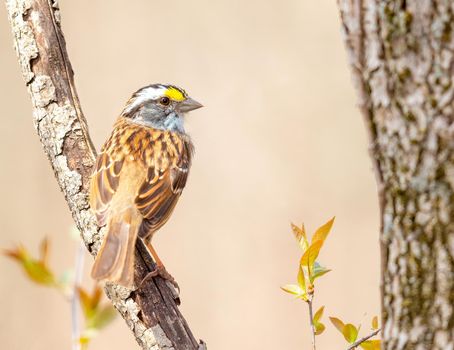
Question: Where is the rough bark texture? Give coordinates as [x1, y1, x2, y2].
[338, 1, 454, 349]
[4, 1, 204, 349]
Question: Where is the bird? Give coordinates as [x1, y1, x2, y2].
[89, 84, 202, 288]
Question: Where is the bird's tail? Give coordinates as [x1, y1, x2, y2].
[91, 208, 141, 288]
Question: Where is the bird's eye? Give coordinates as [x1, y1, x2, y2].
[159, 97, 170, 106]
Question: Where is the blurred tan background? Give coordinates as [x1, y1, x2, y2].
[0, 1, 380, 349]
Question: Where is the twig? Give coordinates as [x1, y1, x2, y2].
[4, 0, 204, 349]
[71, 242, 85, 350]
[307, 295, 316, 350]
[346, 328, 381, 350]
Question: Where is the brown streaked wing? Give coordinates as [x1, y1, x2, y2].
[135, 149, 191, 238]
[89, 151, 124, 226]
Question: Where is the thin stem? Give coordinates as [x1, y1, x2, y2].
[71, 242, 85, 350]
[307, 295, 316, 350]
[346, 328, 381, 350]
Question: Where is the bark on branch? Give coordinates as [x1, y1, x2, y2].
[338, 0, 454, 349]
[4, 0, 204, 349]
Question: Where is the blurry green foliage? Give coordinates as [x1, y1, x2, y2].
[3, 237, 116, 349]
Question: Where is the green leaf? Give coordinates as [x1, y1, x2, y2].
[78, 285, 103, 320]
[371, 316, 379, 330]
[78, 287, 94, 319]
[78, 286, 116, 347]
[281, 284, 305, 297]
[314, 321, 326, 335]
[297, 266, 306, 292]
[312, 262, 331, 281]
[311, 217, 335, 244]
[329, 317, 346, 334]
[313, 306, 324, 323]
[291, 223, 309, 251]
[24, 260, 55, 286]
[313, 306, 325, 335]
[87, 305, 117, 330]
[360, 340, 381, 350]
[281, 283, 307, 300]
[330, 317, 360, 343]
[343, 324, 358, 343]
[91, 286, 102, 310]
[3, 243, 56, 286]
[300, 240, 323, 281]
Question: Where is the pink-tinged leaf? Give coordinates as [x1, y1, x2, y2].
[39, 237, 50, 265]
[91, 285, 102, 310]
[360, 340, 381, 350]
[3, 245, 26, 261]
[314, 306, 324, 323]
[312, 262, 331, 281]
[300, 240, 323, 281]
[3, 244, 56, 286]
[372, 316, 379, 330]
[311, 217, 335, 244]
[329, 317, 346, 334]
[343, 324, 358, 343]
[78, 285, 104, 320]
[78, 287, 93, 319]
[291, 223, 309, 251]
[297, 266, 306, 292]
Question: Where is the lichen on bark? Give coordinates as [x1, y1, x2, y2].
[338, 1, 454, 349]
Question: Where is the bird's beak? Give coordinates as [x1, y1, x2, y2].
[178, 98, 203, 113]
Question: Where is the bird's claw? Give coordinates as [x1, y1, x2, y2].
[141, 265, 180, 293]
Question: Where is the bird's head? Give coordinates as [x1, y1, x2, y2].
[122, 84, 203, 133]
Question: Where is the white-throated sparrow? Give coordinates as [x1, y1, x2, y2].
[90, 84, 202, 288]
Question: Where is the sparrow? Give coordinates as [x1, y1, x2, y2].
[89, 84, 202, 288]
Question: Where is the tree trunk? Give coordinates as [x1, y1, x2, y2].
[338, 1, 454, 349]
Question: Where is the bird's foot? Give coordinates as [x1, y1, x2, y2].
[140, 264, 180, 293]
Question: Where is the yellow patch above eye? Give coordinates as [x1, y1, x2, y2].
[165, 87, 186, 101]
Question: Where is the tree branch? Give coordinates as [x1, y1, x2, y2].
[4, 0, 204, 349]
[346, 329, 380, 350]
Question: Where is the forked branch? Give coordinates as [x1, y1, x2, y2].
[4, 0, 203, 349]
